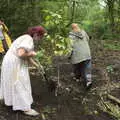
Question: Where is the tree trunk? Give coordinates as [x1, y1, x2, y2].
[71, 0, 76, 23]
[66, 0, 76, 27]
[107, 0, 115, 33]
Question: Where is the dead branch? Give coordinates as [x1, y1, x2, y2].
[107, 94, 120, 105]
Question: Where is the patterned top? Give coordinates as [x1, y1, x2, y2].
[69, 30, 91, 64]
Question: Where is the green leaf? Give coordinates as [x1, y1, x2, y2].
[45, 15, 51, 21]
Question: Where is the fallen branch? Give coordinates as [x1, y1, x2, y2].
[107, 94, 120, 105]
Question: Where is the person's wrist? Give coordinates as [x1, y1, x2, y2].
[27, 51, 36, 57]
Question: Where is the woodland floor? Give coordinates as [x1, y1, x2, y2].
[0, 39, 120, 120]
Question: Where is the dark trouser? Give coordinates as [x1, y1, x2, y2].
[2, 39, 9, 53]
[73, 59, 92, 83]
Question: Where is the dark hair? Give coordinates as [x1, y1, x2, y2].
[27, 26, 46, 38]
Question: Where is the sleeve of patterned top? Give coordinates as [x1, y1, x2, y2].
[82, 30, 89, 41]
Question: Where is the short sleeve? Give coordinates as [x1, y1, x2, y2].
[16, 35, 34, 52]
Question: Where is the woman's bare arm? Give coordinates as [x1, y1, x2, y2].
[17, 48, 36, 58]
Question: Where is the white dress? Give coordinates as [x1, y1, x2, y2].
[0, 34, 34, 111]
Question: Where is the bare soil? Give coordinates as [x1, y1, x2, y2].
[0, 39, 120, 120]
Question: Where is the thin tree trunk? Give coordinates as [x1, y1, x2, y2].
[107, 0, 115, 33]
[67, 0, 76, 27]
[71, 0, 75, 23]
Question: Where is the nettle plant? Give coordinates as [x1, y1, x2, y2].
[35, 10, 72, 66]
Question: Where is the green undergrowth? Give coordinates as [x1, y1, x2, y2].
[103, 40, 120, 51]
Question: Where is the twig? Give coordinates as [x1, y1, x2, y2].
[55, 64, 60, 96]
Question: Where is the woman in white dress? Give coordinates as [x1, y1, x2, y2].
[0, 26, 46, 116]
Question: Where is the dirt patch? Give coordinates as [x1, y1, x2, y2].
[0, 40, 120, 120]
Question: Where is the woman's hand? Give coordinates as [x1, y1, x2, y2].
[17, 48, 37, 58]
[28, 51, 37, 57]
